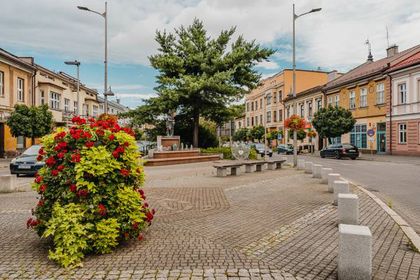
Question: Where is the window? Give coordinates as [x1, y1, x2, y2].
[399, 123, 407, 144]
[273, 110, 277, 122]
[279, 109, 283, 121]
[260, 115, 263, 125]
[418, 123, 420, 145]
[260, 98, 262, 109]
[74, 101, 78, 114]
[49, 91, 60, 110]
[246, 102, 250, 112]
[350, 124, 367, 148]
[273, 93, 277, 103]
[247, 117, 250, 127]
[93, 105, 98, 117]
[327, 96, 333, 106]
[300, 103, 304, 118]
[251, 102, 254, 111]
[17, 78, 24, 101]
[308, 102, 313, 118]
[279, 91, 282, 101]
[99, 104, 104, 114]
[360, 88, 367, 107]
[349, 91, 356, 109]
[266, 94, 272, 105]
[329, 137, 341, 145]
[40, 90, 45, 105]
[376, 83, 384, 104]
[83, 104, 89, 116]
[267, 111, 271, 123]
[255, 116, 258, 125]
[251, 116, 254, 126]
[64, 98, 70, 112]
[334, 95, 340, 107]
[316, 99, 322, 111]
[0, 71, 4, 96]
[398, 83, 407, 104]
[286, 106, 290, 118]
[255, 101, 258, 110]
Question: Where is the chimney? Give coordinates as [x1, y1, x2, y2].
[387, 44, 399, 57]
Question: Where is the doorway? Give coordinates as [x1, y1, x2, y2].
[376, 122, 386, 153]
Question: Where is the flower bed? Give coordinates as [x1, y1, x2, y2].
[28, 115, 154, 268]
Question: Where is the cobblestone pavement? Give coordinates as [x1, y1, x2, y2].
[0, 162, 419, 279]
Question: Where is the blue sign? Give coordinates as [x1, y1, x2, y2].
[367, 129, 375, 137]
[278, 134, 283, 140]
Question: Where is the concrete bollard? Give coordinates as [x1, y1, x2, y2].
[304, 162, 313, 174]
[321, 168, 333, 184]
[338, 224, 372, 280]
[338, 193, 359, 225]
[312, 164, 322, 178]
[0, 175, 17, 193]
[297, 159, 305, 170]
[328, 173, 341, 193]
[333, 180, 350, 206]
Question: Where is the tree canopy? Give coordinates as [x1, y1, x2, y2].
[7, 104, 53, 144]
[138, 18, 274, 147]
[250, 125, 265, 142]
[312, 106, 356, 140]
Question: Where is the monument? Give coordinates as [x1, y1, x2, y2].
[157, 111, 180, 151]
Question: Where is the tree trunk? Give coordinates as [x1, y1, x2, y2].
[193, 112, 199, 148]
[31, 137, 35, 146]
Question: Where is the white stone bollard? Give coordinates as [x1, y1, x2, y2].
[297, 159, 305, 170]
[0, 175, 17, 193]
[333, 180, 350, 206]
[304, 162, 313, 174]
[312, 164, 322, 178]
[328, 173, 341, 193]
[338, 224, 372, 280]
[321, 168, 333, 184]
[338, 193, 359, 225]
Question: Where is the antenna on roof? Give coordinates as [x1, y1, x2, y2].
[386, 26, 390, 48]
[365, 39, 373, 62]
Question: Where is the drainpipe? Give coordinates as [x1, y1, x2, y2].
[32, 70, 36, 106]
[387, 73, 393, 155]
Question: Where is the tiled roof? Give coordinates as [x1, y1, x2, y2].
[326, 44, 420, 90]
[389, 51, 420, 71]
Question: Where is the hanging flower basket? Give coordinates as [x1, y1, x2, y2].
[307, 130, 317, 138]
[284, 115, 306, 131]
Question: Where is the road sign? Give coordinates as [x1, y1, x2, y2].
[367, 129, 375, 137]
[278, 134, 283, 140]
[368, 136, 374, 142]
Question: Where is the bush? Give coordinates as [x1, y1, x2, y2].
[28, 115, 154, 268]
[201, 146, 258, 160]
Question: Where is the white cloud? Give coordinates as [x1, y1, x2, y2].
[256, 60, 280, 70]
[1, 0, 420, 72]
[115, 93, 156, 99]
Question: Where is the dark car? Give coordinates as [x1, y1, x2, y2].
[252, 143, 273, 157]
[277, 144, 294, 154]
[320, 143, 359, 160]
[10, 145, 45, 176]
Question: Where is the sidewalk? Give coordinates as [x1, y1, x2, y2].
[0, 163, 418, 279]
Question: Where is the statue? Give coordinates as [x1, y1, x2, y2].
[231, 142, 251, 161]
[166, 111, 176, 136]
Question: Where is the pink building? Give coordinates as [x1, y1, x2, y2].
[387, 51, 420, 155]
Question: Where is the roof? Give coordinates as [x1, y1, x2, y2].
[283, 85, 325, 102]
[0, 48, 36, 72]
[325, 44, 420, 90]
[388, 51, 420, 72]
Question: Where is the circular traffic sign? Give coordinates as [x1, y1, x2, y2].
[367, 129, 375, 137]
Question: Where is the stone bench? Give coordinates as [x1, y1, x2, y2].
[266, 159, 286, 170]
[213, 162, 243, 177]
[242, 160, 266, 173]
[0, 175, 17, 193]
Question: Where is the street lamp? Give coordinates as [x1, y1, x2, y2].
[77, 2, 110, 114]
[292, 4, 321, 166]
[263, 92, 270, 160]
[64, 60, 81, 115]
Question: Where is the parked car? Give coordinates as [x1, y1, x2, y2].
[320, 143, 359, 160]
[277, 144, 294, 154]
[299, 144, 315, 154]
[252, 143, 273, 157]
[10, 145, 45, 176]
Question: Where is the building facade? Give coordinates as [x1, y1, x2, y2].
[324, 45, 420, 153]
[386, 52, 420, 155]
[0, 49, 36, 157]
[244, 69, 329, 141]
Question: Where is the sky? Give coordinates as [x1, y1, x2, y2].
[1, 0, 420, 108]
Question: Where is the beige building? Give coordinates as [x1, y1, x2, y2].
[244, 69, 330, 142]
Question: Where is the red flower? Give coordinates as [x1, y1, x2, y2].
[112, 150, 120, 159]
[145, 211, 154, 222]
[77, 189, 88, 197]
[284, 115, 306, 131]
[71, 116, 86, 125]
[51, 170, 59, 176]
[26, 218, 40, 229]
[69, 184, 77, 192]
[54, 131, 66, 140]
[35, 176, 43, 184]
[88, 117, 95, 123]
[108, 134, 115, 141]
[115, 146, 125, 154]
[38, 147, 45, 155]
[57, 165, 65, 171]
[45, 157, 56, 167]
[132, 222, 139, 230]
[36, 155, 43, 161]
[54, 141, 67, 151]
[124, 232, 129, 239]
[39, 184, 47, 193]
[98, 204, 107, 216]
[37, 200, 44, 207]
[137, 234, 143, 241]
[85, 141, 95, 148]
[120, 169, 130, 177]
[71, 153, 81, 163]
[96, 129, 105, 137]
[83, 131, 92, 139]
[122, 127, 135, 136]
[57, 152, 65, 159]
[152, 209, 156, 215]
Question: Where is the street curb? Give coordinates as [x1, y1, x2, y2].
[352, 183, 420, 252]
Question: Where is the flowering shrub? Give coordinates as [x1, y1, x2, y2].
[27, 115, 154, 268]
[284, 115, 306, 131]
[307, 130, 317, 138]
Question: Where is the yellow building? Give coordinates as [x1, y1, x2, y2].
[244, 69, 329, 142]
[324, 45, 420, 153]
[0, 49, 36, 157]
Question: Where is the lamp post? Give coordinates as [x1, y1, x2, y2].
[77, 2, 110, 114]
[263, 92, 270, 160]
[64, 60, 80, 115]
[292, 4, 321, 166]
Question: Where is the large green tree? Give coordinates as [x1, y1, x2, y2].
[7, 104, 53, 145]
[250, 125, 265, 142]
[148, 19, 274, 147]
[232, 128, 250, 142]
[312, 106, 356, 143]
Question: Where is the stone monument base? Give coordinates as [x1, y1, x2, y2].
[157, 136, 181, 151]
